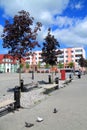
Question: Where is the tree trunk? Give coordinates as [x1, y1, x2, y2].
[19, 58, 21, 87]
[51, 65, 54, 83]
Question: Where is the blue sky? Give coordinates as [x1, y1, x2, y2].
[0, 0, 87, 57]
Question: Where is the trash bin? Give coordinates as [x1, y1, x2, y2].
[60, 70, 65, 80]
[55, 77, 59, 89]
[14, 87, 20, 109]
[20, 79, 24, 91]
[48, 75, 51, 84]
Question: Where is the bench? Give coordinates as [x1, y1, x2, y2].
[44, 84, 55, 89]
[43, 83, 59, 94]
[0, 99, 15, 114]
[63, 78, 72, 85]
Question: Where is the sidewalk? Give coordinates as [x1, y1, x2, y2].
[0, 75, 87, 130]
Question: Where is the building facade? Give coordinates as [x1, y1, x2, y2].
[0, 47, 86, 73]
[0, 54, 19, 73]
[26, 47, 86, 70]
[58, 47, 86, 69]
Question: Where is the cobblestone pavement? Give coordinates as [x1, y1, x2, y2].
[0, 73, 51, 96]
[0, 73, 63, 108]
[0, 73, 87, 130]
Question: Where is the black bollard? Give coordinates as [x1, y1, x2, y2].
[32, 71, 34, 80]
[55, 77, 59, 89]
[78, 71, 81, 79]
[14, 87, 20, 109]
[78, 74, 81, 78]
[48, 75, 51, 84]
[20, 79, 24, 92]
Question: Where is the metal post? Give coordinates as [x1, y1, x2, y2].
[32, 71, 34, 80]
[20, 79, 24, 92]
[55, 77, 59, 89]
[48, 75, 51, 84]
[14, 87, 20, 109]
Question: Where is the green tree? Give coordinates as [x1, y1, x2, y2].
[1, 10, 42, 88]
[20, 63, 24, 69]
[58, 62, 64, 68]
[37, 61, 41, 69]
[45, 63, 50, 69]
[26, 63, 30, 69]
[68, 62, 74, 68]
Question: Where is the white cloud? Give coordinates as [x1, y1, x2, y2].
[0, 25, 3, 39]
[55, 16, 75, 28]
[0, 0, 69, 24]
[0, 0, 70, 45]
[75, 2, 83, 9]
[0, 0, 87, 50]
[73, 17, 87, 38]
[70, 1, 84, 10]
[52, 17, 87, 47]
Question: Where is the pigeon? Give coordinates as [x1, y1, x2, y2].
[25, 122, 34, 127]
[53, 108, 58, 113]
[37, 117, 43, 122]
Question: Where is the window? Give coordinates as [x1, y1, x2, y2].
[75, 49, 82, 52]
[39, 57, 42, 59]
[75, 54, 82, 57]
[59, 60, 64, 63]
[75, 59, 79, 62]
[59, 55, 64, 58]
[66, 51, 68, 53]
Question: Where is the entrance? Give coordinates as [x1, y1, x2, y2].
[7, 68, 9, 72]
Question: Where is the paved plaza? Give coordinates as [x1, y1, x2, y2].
[0, 73, 50, 96]
[0, 73, 87, 130]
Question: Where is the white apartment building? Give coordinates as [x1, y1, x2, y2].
[0, 47, 86, 73]
[58, 47, 86, 69]
[25, 47, 86, 70]
[25, 51, 43, 65]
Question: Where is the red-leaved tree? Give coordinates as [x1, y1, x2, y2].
[1, 10, 42, 88]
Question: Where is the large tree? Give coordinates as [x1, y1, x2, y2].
[41, 28, 62, 82]
[1, 10, 42, 87]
